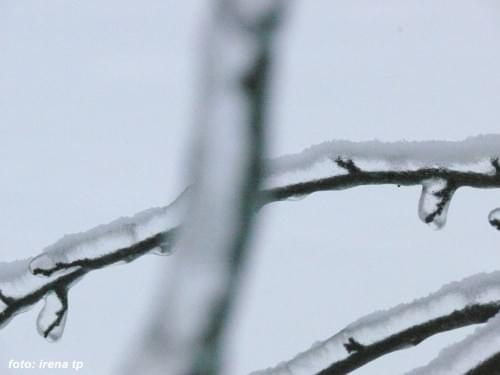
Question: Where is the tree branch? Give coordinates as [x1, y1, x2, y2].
[406, 312, 500, 375]
[251, 271, 500, 375]
[318, 303, 500, 375]
[466, 352, 500, 375]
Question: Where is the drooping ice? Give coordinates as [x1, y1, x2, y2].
[418, 178, 454, 229]
[1, 134, 500, 344]
[0, 192, 187, 330]
[36, 291, 68, 342]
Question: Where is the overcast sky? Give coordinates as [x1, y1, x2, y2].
[1, 1, 500, 374]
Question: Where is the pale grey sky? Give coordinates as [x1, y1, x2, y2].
[1, 1, 500, 374]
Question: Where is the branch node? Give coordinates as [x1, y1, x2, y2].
[335, 157, 361, 174]
[344, 337, 365, 353]
[0, 289, 13, 306]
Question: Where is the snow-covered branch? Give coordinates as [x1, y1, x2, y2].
[266, 135, 500, 229]
[406, 311, 500, 375]
[1, 136, 500, 344]
[252, 271, 500, 375]
[0, 191, 187, 335]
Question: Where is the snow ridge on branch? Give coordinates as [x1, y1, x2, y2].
[252, 271, 500, 375]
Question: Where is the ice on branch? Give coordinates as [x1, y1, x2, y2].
[251, 271, 500, 375]
[0, 190, 187, 334]
[407, 313, 500, 375]
[36, 289, 68, 342]
[29, 190, 188, 278]
[265, 135, 500, 231]
[1, 135, 500, 343]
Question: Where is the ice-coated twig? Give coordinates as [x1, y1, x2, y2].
[266, 136, 500, 229]
[1, 136, 500, 343]
[250, 271, 500, 375]
[0, 135, 499, 344]
[405, 312, 500, 375]
[0, 191, 187, 336]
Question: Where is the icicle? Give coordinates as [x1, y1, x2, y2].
[36, 290, 68, 342]
[488, 208, 500, 230]
[418, 178, 454, 230]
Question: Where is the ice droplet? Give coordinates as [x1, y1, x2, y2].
[489, 208, 500, 230]
[37, 291, 68, 342]
[150, 233, 176, 256]
[418, 178, 454, 230]
[29, 254, 57, 277]
[286, 194, 309, 202]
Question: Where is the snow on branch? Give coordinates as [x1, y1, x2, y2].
[0, 135, 499, 345]
[252, 272, 500, 375]
[0, 191, 187, 336]
[266, 134, 500, 230]
[406, 312, 500, 375]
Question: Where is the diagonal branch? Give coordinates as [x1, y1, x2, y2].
[251, 271, 500, 375]
[406, 312, 500, 375]
[317, 303, 500, 375]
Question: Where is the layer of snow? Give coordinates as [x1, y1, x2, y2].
[251, 271, 500, 375]
[265, 135, 500, 191]
[407, 313, 500, 374]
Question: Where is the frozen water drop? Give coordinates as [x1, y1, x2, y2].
[150, 245, 171, 256]
[418, 179, 453, 230]
[286, 194, 309, 202]
[489, 208, 500, 230]
[37, 291, 68, 342]
[29, 255, 57, 277]
[149, 232, 177, 256]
